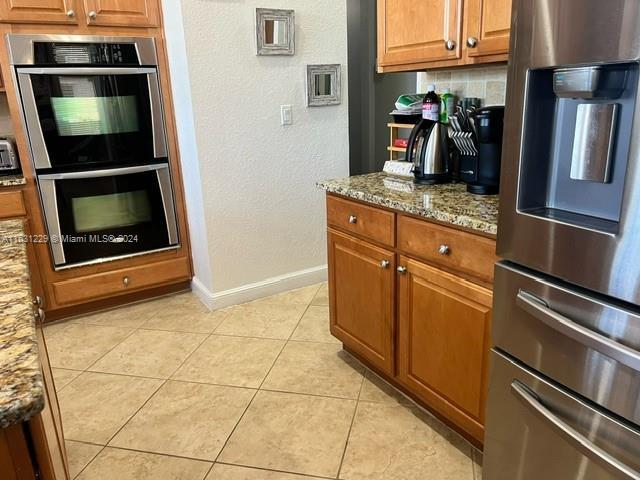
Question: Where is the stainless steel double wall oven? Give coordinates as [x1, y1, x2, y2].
[485, 0, 640, 478]
[7, 34, 179, 269]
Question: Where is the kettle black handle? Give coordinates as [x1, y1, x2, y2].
[405, 119, 427, 164]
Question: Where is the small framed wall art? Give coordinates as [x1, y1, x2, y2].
[255, 8, 295, 56]
[306, 64, 342, 107]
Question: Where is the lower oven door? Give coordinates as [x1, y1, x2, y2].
[485, 350, 640, 480]
[38, 163, 179, 268]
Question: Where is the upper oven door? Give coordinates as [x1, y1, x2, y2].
[16, 67, 168, 171]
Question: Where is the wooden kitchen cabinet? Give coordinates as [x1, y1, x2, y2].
[328, 228, 396, 376]
[325, 194, 495, 444]
[0, 0, 158, 26]
[377, 0, 462, 71]
[82, 0, 159, 27]
[464, 0, 512, 59]
[0, 0, 78, 24]
[397, 256, 492, 442]
[377, 0, 512, 72]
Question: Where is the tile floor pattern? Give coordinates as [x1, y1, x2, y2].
[45, 283, 483, 480]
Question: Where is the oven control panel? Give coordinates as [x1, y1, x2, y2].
[34, 42, 141, 66]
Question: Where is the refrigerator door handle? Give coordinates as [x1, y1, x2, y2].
[516, 290, 640, 372]
[511, 381, 640, 480]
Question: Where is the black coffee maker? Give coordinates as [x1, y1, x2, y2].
[460, 106, 505, 195]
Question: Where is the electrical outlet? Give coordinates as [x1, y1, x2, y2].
[280, 105, 293, 125]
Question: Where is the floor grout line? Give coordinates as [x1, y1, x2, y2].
[214, 460, 336, 479]
[336, 371, 366, 480]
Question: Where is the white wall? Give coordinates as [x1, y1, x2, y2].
[164, 0, 350, 308]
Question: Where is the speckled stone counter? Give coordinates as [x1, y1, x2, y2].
[0, 219, 43, 428]
[0, 175, 26, 188]
[317, 172, 499, 236]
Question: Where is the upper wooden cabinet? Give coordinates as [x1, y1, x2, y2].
[377, 0, 512, 72]
[377, 0, 462, 70]
[0, 0, 158, 26]
[464, 0, 512, 58]
[82, 0, 158, 27]
[0, 0, 78, 25]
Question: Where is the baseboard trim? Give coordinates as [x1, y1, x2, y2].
[191, 265, 327, 310]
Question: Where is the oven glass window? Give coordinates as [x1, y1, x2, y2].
[31, 73, 159, 169]
[71, 190, 152, 232]
[52, 169, 175, 266]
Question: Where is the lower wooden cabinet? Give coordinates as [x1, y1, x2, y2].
[326, 194, 495, 444]
[328, 228, 395, 376]
[397, 256, 492, 441]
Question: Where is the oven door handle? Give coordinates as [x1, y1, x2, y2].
[38, 164, 168, 180]
[16, 67, 158, 75]
[516, 290, 640, 371]
[511, 381, 640, 480]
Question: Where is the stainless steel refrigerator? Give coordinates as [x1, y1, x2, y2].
[484, 0, 640, 478]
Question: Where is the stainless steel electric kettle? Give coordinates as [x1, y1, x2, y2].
[406, 119, 450, 184]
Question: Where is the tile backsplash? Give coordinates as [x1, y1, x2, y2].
[417, 65, 508, 106]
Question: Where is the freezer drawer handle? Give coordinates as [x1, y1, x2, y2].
[516, 290, 640, 372]
[511, 381, 640, 480]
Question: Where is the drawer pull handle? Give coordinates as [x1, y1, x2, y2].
[123, 276, 130, 287]
[397, 266, 407, 274]
[511, 380, 640, 480]
[438, 244, 451, 255]
[380, 260, 390, 269]
[348, 215, 358, 224]
[516, 290, 640, 371]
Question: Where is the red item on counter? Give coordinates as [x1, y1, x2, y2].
[394, 138, 409, 148]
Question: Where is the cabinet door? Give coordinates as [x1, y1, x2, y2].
[0, 0, 77, 24]
[377, 0, 462, 70]
[397, 256, 492, 441]
[83, 0, 158, 27]
[328, 228, 395, 375]
[464, 0, 512, 58]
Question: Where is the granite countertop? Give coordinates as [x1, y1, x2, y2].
[0, 219, 44, 429]
[0, 175, 27, 188]
[317, 172, 499, 236]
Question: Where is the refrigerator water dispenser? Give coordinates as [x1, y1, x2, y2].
[516, 63, 637, 233]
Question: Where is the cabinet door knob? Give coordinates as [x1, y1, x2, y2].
[397, 266, 407, 274]
[66, 9, 75, 17]
[33, 296, 43, 308]
[439, 244, 451, 256]
[88, 10, 97, 19]
[445, 40, 456, 51]
[123, 276, 130, 286]
[380, 260, 391, 269]
[467, 37, 479, 48]
[348, 215, 358, 224]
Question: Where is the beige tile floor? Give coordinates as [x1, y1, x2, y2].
[44, 282, 483, 480]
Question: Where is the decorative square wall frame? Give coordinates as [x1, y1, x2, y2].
[306, 64, 342, 107]
[256, 8, 295, 56]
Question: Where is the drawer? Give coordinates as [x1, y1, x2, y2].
[0, 190, 26, 219]
[398, 214, 497, 284]
[327, 195, 395, 247]
[52, 256, 191, 306]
